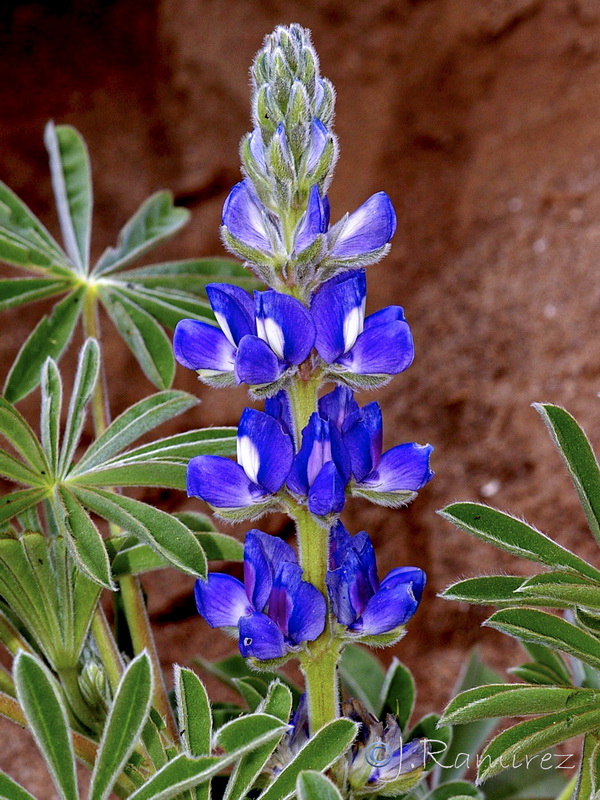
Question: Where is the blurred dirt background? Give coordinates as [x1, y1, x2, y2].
[3, 0, 600, 794]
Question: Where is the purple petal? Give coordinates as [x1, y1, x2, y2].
[255, 291, 316, 365]
[265, 390, 294, 439]
[326, 550, 362, 626]
[380, 567, 426, 604]
[195, 574, 252, 628]
[311, 271, 366, 363]
[328, 520, 354, 569]
[235, 335, 286, 385]
[308, 461, 347, 516]
[222, 180, 274, 253]
[329, 192, 396, 258]
[359, 568, 425, 635]
[337, 319, 414, 375]
[294, 185, 327, 253]
[364, 305, 406, 329]
[238, 612, 287, 660]
[318, 385, 359, 430]
[342, 402, 383, 481]
[173, 319, 236, 372]
[352, 531, 380, 596]
[187, 455, 265, 508]
[237, 408, 294, 494]
[305, 118, 329, 174]
[360, 443, 434, 493]
[248, 128, 267, 172]
[244, 529, 297, 611]
[287, 581, 327, 644]
[267, 562, 302, 635]
[287, 413, 328, 495]
[206, 283, 255, 347]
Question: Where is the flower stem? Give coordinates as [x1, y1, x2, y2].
[287, 376, 341, 731]
[82, 288, 177, 740]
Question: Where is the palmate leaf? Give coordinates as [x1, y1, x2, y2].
[0, 125, 259, 397]
[0, 345, 236, 584]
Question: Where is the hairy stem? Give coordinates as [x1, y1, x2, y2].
[287, 376, 341, 731]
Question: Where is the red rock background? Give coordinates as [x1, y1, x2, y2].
[3, 0, 600, 794]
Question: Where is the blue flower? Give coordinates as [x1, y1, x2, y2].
[326, 521, 426, 636]
[319, 385, 434, 506]
[187, 408, 293, 513]
[173, 283, 315, 388]
[327, 191, 396, 261]
[264, 390, 295, 439]
[195, 530, 326, 660]
[221, 179, 282, 258]
[311, 270, 414, 384]
[286, 412, 351, 516]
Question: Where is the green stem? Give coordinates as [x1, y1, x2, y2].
[82, 288, 177, 741]
[58, 665, 99, 733]
[287, 376, 341, 732]
[90, 606, 124, 693]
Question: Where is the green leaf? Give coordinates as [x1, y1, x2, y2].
[89, 652, 152, 800]
[441, 576, 538, 607]
[574, 734, 600, 800]
[4, 286, 85, 403]
[93, 191, 189, 276]
[435, 650, 502, 783]
[101, 427, 236, 464]
[296, 772, 344, 800]
[439, 503, 600, 582]
[486, 608, 600, 672]
[44, 123, 92, 273]
[194, 654, 301, 702]
[14, 651, 78, 800]
[75, 390, 197, 473]
[535, 403, 600, 547]
[509, 662, 571, 686]
[108, 530, 242, 576]
[101, 290, 175, 389]
[0, 450, 45, 487]
[233, 678, 264, 711]
[0, 396, 48, 472]
[0, 771, 37, 800]
[0, 487, 49, 525]
[73, 486, 207, 578]
[378, 658, 414, 732]
[40, 358, 62, 472]
[117, 258, 258, 292]
[0, 278, 67, 311]
[175, 666, 212, 800]
[520, 641, 572, 685]
[118, 284, 213, 329]
[339, 645, 386, 714]
[0, 180, 66, 265]
[59, 338, 100, 476]
[423, 782, 482, 800]
[54, 488, 114, 589]
[441, 684, 599, 725]
[74, 460, 187, 490]
[257, 718, 357, 800]
[517, 571, 600, 610]
[477, 706, 600, 783]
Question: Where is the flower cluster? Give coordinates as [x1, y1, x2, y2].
[186, 386, 432, 519]
[195, 522, 425, 657]
[174, 23, 433, 777]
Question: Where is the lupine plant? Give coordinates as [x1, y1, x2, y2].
[0, 20, 581, 800]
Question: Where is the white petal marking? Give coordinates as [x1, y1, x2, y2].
[261, 318, 286, 360]
[237, 435, 260, 484]
[342, 303, 365, 353]
[214, 311, 236, 348]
